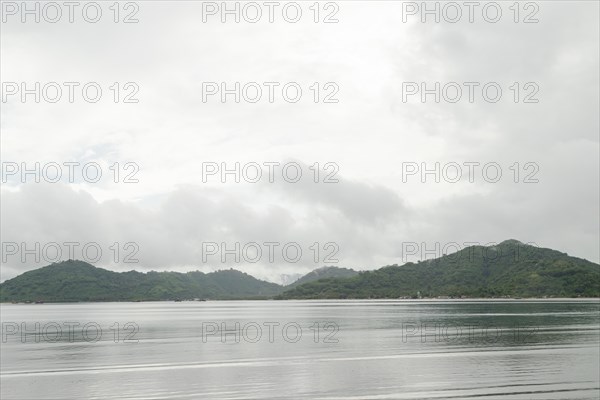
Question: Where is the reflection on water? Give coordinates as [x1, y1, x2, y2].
[1, 300, 599, 399]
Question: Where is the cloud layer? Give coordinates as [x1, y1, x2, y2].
[1, 2, 598, 282]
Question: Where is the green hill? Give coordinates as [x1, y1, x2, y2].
[2, 241, 598, 302]
[277, 241, 600, 299]
[0, 260, 282, 302]
[288, 266, 358, 287]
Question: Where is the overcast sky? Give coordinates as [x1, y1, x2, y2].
[1, 1, 598, 283]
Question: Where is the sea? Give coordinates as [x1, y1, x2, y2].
[1, 299, 599, 399]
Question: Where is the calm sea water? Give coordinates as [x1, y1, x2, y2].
[1, 300, 599, 399]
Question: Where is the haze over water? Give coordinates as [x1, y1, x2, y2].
[1, 300, 599, 399]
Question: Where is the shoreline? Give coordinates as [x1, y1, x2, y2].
[2, 297, 599, 305]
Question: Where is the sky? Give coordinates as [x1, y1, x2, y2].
[1, 1, 599, 283]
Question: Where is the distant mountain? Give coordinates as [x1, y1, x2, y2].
[277, 273, 303, 286]
[277, 241, 600, 299]
[288, 266, 358, 287]
[0, 260, 282, 302]
[2, 241, 598, 302]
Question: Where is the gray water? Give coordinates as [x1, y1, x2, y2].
[1, 300, 599, 399]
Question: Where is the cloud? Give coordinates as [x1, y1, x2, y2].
[1, 2, 598, 282]
[0, 176, 410, 282]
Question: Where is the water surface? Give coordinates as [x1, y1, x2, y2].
[1, 300, 599, 399]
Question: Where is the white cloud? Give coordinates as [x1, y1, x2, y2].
[1, 1, 598, 282]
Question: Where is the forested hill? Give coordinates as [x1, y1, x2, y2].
[2, 241, 598, 302]
[277, 240, 600, 299]
[0, 260, 282, 302]
[288, 266, 358, 287]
